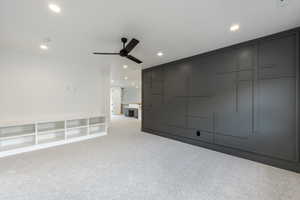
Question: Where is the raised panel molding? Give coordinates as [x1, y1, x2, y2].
[164, 63, 190, 98]
[214, 49, 237, 73]
[254, 78, 297, 161]
[258, 34, 297, 79]
[142, 82, 152, 108]
[187, 97, 213, 117]
[143, 70, 152, 84]
[142, 28, 300, 172]
[163, 96, 187, 128]
[188, 60, 216, 97]
[187, 117, 213, 132]
[237, 44, 256, 70]
[151, 81, 163, 95]
[151, 66, 164, 82]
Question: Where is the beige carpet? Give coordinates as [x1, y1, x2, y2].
[0, 116, 299, 200]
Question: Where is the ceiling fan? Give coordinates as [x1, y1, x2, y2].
[93, 38, 142, 64]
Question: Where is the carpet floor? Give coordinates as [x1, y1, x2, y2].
[0, 116, 300, 200]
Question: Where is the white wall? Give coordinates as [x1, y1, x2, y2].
[110, 87, 122, 115]
[122, 87, 141, 104]
[0, 51, 110, 124]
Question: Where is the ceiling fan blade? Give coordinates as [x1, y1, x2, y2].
[126, 55, 143, 64]
[124, 39, 139, 53]
[93, 52, 120, 55]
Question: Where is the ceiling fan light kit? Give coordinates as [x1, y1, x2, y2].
[93, 37, 142, 64]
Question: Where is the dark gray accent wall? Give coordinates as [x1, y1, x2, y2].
[142, 28, 300, 172]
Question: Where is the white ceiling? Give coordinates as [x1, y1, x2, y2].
[1, 0, 300, 86]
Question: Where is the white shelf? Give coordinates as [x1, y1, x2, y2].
[38, 137, 64, 145]
[0, 115, 107, 158]
[38, 128, 65, 135]
[0, 141, 35, 152]
[0, 114, 105, 127]
[67, 132, 87, 139]
[0, 133, 35, 140]
[90, 130, 105, 135]
[89, 123, 105, 127]
[0, 133, 107, 158]
[0, 135, 35, 152]
[67, 125, 88, 131]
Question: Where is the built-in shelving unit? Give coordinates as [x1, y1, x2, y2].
[0, 115, 107, 158]
[67, 127, 88, 139]
[38, 130, 65, 144]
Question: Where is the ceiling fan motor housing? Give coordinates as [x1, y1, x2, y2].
[121, 37, 128, 44]
[120, 49, 128, 57]
[120, 38, 129, 56]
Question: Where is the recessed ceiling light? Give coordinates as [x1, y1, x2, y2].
[123, 65, 128, 69]
[136, 86, 139, 89]
[49, 3, 61, 13]
[124, 76, 128, 80]
[157, 51, 164, 57]
[40, 44, 48, 50]
[230, 24, 240, 32]
[111, 80, 114, 83]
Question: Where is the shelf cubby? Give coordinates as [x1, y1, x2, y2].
[37, 121, 65, 133]
[66, 118, 88, 129]
[0, 135, 35, 152]
[89, 116, 105, 125]
[0, 124, 35, 139]
[89, 124, 106, 135]
[67, 127, 88, 139]
[38, 130, 65, 144]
